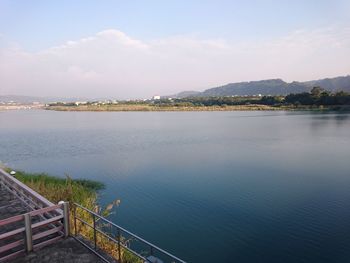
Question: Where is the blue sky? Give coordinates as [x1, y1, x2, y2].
[0, 0, 349, 98]
[1, 0, 349, 51]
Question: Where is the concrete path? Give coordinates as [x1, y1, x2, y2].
[11, 237, 105, 263]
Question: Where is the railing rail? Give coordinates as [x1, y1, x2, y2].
[0, 168, 55, 211]
[0, 202, 69, 262]
[73, 202, 186, 263]
[0, 168, 69, 262]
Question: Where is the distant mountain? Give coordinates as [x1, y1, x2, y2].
[303, 76, 350, 92]
[200, 79, 307, 97]
[172, 75, 350, 98]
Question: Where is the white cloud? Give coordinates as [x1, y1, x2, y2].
[0, 27, 349, 99]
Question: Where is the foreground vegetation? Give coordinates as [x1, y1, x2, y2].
[46, 87, 350, 112]
[4, 168, 141, 262]
[7, 169, 104, 205]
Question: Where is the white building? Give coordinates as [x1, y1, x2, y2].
[152, 95, 161, 100]
[74, 101, 87, 106]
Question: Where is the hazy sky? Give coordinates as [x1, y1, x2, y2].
[0, 0, 350, 99]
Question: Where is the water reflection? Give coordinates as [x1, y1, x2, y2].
[307, 112, 350, 131]
[1, 110, 350, 263]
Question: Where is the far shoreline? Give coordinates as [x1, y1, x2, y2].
[44, 104, 349, 112]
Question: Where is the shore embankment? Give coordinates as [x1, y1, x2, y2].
[44, 104, 344, 112]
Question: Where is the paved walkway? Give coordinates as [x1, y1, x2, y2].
[11, 237, 105, 263]
[0, 185, 105, 263]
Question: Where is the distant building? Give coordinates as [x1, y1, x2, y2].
[74, 101, 87, 106]
[152, 95, 161, 100]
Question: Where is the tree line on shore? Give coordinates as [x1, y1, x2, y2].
[151, 87, 350, 107]
[48, 87, 350, 108]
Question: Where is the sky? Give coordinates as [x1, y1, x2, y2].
[0, 0, 350, 99]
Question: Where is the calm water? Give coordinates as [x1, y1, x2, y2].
[1, 110, 350, 263]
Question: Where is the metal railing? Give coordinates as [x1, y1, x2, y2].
[0, 168, 186, 263]
[0, 168, 55, 210]
[0, 168, 69, 262]
[0, 202, 69, 262]
[73, 203, 186, 263]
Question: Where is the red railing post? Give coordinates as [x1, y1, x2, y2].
[24, 213, 33, 252]
[62, 202, 70, 237]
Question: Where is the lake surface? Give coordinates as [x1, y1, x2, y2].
[1, 110, 350, 263]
